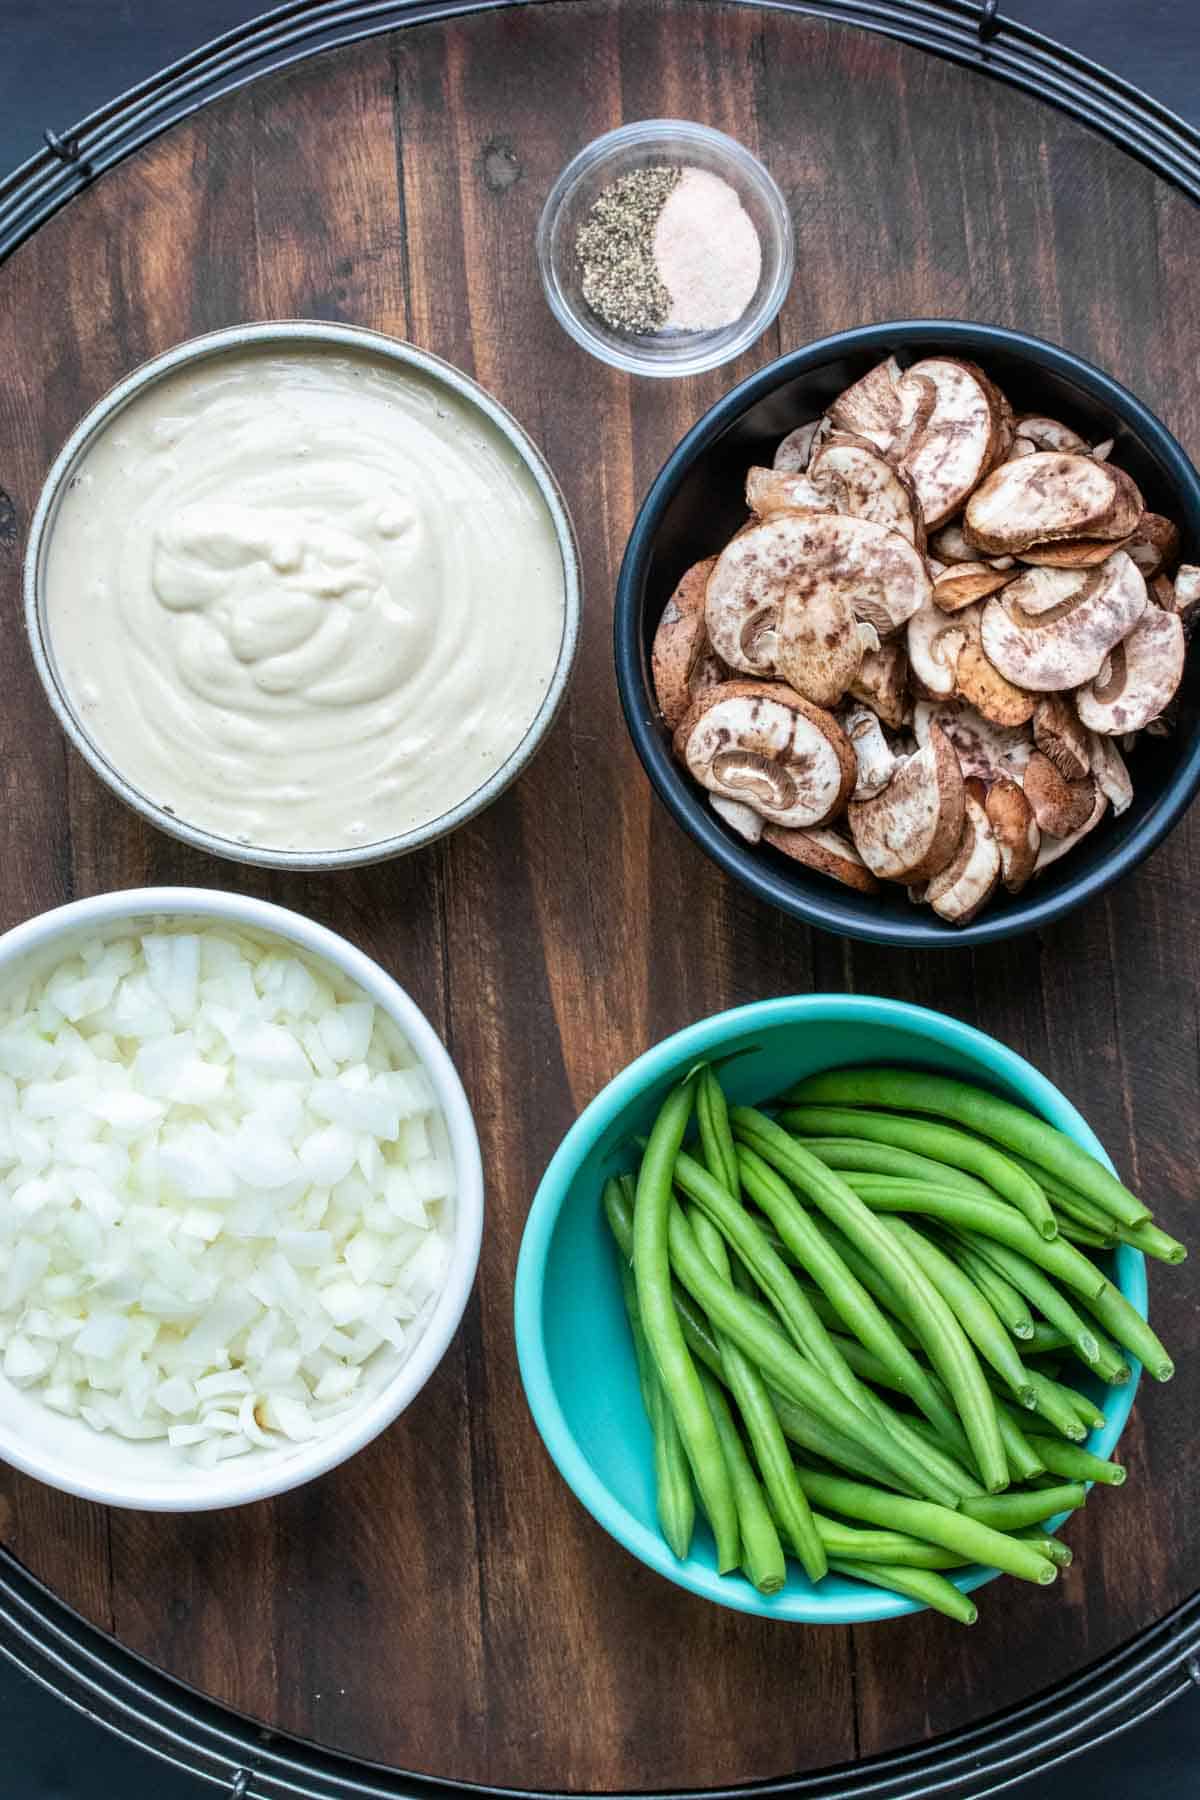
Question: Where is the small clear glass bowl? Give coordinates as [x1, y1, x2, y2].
[537, 120, 794, 379]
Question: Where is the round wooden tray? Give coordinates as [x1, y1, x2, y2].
[0, 2, 1197, 1792]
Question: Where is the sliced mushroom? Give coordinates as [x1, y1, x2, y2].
[1033, 695, 1091, 781]
[926, 793, 1002, 923]
[897, 359, 1010, 529]
[907, 600, 969, 700]
[983, 777, 1040, 893]
[674, 680, 856, 829]
[1017, 535, 1134, 569]
[1126, 513, 1180, 581]
[1022, 752, 1098, 837]
[1034, 790, 1108, 871]
[745, 467, 834, 519]
[912, 699, 1033, 783]
[965, 454, 1144, 553]
[808, 433, 925, 547]
[773, 418, 829, 473]
[1153, 562, 1200, 631]
[1075, 605, 1185, 734]
[1011, 416, 1089, 455]
[839, 704, 898, 800]
[1091, 438, 1115, 463]
[651, 558, 724, 731]
[827, 356, 907, 449]
[933, 562, 1015, 612]
[980, 551, 1147, 691]
[954, 613, 1037, 726]
[1087, 733, 1134, 817]
[709, 794, 765, 844]
[848, 724, 965, 884]
[848, 640, 910, 730]
[762, 824, 880, 893]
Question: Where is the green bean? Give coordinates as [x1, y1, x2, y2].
[697, 1366, 782, 1592]
[731, 1111, 1010, 1492]
[946, 1237, 1035, 1339]
[1015, 1367, 1090, 1441]
[733, 1146, 966, 1447]
[1008, 1152, 1181, 1262]
[633, 1079, 740, 1572]
[829, 1173, 1108, 1300]
[1114, 1219, 1188, 1266]
[784, 1070, 1152, 1230]
[1015, 1529, 1074, 1568]
[809, 1513, 968, 1570]
[792, 1468, 1057, 1584]
[675, 1149, 875, 1408]
[878, 1216, 1036, 1406]
[665, 1202, 952, 1498]
[825, 1556, 978, 1625]
[793, 1136, 996, 1200]
[954, 1233, 1127, 1383]
[1058, 1218, 1118, 1250]
[1080, 1281, 1175, 1383]
[920, 1401, 1046, 1484]
[697, 1065, 740, 1200]
[1020, 1435, 1126, 1487]
[780, 1104, 1056, 1237]
[816, 1338, 987, 1498]
[613, 1229, 696, 1560]
[1023, 1324, 1070, 1355]
[692, 1211, 828, 1581]
[961, 1483, 1086, 1530]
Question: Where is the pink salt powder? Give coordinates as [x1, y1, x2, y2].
[652, 167, 762, 331]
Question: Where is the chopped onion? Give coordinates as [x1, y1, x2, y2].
[0, 928, 453, 1463]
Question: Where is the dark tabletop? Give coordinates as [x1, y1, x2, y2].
[1, 2, 1199, 1796]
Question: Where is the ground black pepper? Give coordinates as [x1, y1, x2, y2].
[575, 165, 681, 335]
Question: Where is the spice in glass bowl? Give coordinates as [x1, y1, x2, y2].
[575, 163, 762, 337]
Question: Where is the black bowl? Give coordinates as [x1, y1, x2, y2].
[614, 320, 1200, 947]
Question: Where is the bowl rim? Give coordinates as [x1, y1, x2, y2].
[514, 993, 1146, 1622]
[536, 118, 795, 379]
[0, 886, 484, 1512]
[613, 318, 1200, 946]
[22, 319, 582, 872]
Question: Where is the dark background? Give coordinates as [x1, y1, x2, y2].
[0, 2, 1198, 1796]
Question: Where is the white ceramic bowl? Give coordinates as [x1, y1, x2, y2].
[0, 888, 484, 1511]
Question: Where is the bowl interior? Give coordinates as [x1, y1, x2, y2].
[517, 997, 1144, 1622]
[539, 121, 794, 378]
[0, 892, 482, 1511]
[616, 322, 1200, 945]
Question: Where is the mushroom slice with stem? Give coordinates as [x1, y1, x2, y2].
[808, 432, 925, 547]
[773, 418, 830, 473]
[1011, 416, 1090, 455]
[894, 359, 1010, 530]
[983, 776, 1040, 893]
[965, 453, 1144, 554]
[1075, 606, 1185, 734]
[827, 356, 908, 449]
[1034, 790, 1109, 871]
[652, 557, 724, 731]
[1023, 752, 1098, 837]
[907, 599, 970, 700]
[926, 792, 1002, 923]
[1088, 733, 1134, 816]
[954, 610, 1037, 726]
[848, 640, 909, 730]
[933, 562, 1015, 612]
[1126, 513, 1180, 581]
[839, 704, 898, 800]
[745, 466, 835, 518]
[709, 794, 765, 844]
[675, 680, 856, 829]
[980, 552, 1147, 691]
[912, 698, 1033, 784]
[1033, 694, 1091, 780]
[848, 723, 965, 884]
[762, 824, 880, 893]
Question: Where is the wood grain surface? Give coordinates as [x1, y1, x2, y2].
[0, 2, 1198, 1789]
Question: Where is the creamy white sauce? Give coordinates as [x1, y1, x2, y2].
[43, 347, 566, 852]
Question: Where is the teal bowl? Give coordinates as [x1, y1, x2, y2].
[514, 996, 1147, 1622]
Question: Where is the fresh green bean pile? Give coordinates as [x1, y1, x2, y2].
[604, 1064, 1185, 1625]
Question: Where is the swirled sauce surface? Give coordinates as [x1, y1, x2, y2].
[43, 347, 566, 851]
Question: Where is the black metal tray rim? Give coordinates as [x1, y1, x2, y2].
[2, 0, 1200, 1795]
